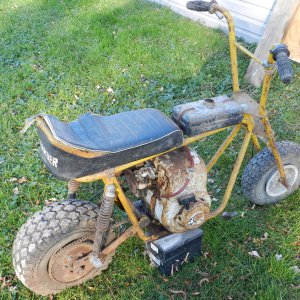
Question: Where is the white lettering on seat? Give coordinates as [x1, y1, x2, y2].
[41, 143, 58, 168]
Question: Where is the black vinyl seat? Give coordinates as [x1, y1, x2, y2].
[41, 108, 183, 152]
[37, 108, 183, 180]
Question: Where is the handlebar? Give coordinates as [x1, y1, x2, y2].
[186, 0, 216, 13]
[271, 44, 293, 85]
[186, 2, 293, 88]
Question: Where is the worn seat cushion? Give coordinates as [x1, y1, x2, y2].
[41, 108, 182, 152]
[37, 108, 183, 180]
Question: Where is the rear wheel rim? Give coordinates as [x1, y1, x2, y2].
[49, 239, 95, 284]
[266, 165, 298, 197]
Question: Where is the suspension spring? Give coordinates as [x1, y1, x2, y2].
[67, 180, 80, 199]
[90, 184, 115, 267]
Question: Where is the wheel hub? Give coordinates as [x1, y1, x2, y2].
[266, 165, 298, 197]
[49, 239, 95, 283]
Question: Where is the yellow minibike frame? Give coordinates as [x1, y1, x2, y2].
[72, 4, 289, 249]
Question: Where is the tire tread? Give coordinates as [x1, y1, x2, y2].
[13, 200, 109, 295]
[242, 141, 300, 204]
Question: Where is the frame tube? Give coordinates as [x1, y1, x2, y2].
[251, 134, 261, 151]
[214, 5, 239, 92]
[112, 177, 152, 241]
[258, 54, 288, 187]
[207, 124, 241, 172]
[207, 129, 252, 219]
[235, 42, 263, 65]
[76, 126, 234, 183]
[102, 227, 137, 255]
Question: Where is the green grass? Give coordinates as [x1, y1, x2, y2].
[0, 0, 299, 299]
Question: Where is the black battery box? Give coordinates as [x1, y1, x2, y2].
[147, 228, 203, 276]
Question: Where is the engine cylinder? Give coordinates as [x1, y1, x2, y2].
[126, 147, 211, 233]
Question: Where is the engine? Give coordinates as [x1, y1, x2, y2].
[125, 147, 211, 233]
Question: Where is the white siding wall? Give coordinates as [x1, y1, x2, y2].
[151, 0, 277, 42]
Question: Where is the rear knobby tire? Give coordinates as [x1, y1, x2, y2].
[242, 141, 300, 205]
[13, 200, 115, 296]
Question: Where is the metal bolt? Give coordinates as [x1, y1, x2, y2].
[105, 184, 116, 198]
[66, 255, 73, 262]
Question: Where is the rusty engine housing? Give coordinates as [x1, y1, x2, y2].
[125, 147, 211, 233]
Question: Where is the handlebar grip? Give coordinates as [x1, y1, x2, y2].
[186, 1, 216, 12]
[271, 44, 293, 85]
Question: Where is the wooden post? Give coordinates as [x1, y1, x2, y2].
[283, 2, 300, 63]
[245, 0, 299, 87]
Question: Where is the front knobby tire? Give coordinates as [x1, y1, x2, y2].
[242, 141, 300, 205]
[13, 200, 115, 296]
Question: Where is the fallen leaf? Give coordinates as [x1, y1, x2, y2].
[13, 187, 19, 195]
[9, 286, 17, 293]
[48, 198, 57, 202]
[221, 211, 238, 220]
[0, 276, 12, 288]
[191, 292, 200, 296]
[248, 250, 261, 259]
[291, 284, 300, 289]
[244, 236, 252, 244]
[199, 278, 209, 286]
[207, 178, 214, 183]
[250, 204, 256, 210]
[18, 177, 28, 184]
[199, 271, 209, 277]
[260, 232, 269, 241]
[291, 266, 300, 273]
[283, 228, 291, 235]
[32, 64, 43, 72]
[159, 275, 169, 282]
[253, 238, 261, 245]
[106, 87, 114, 94]
[44, 200, 51, 206]
[212, 197, 218, 202]
[291, 241, 300, 247]
[9, 178, 18, 183]
[169, 289, 187, 300]
[74, 94, 79, 100]
[275, 253, 283, 261]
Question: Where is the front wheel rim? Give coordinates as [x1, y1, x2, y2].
[266, 165, 298, 197]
